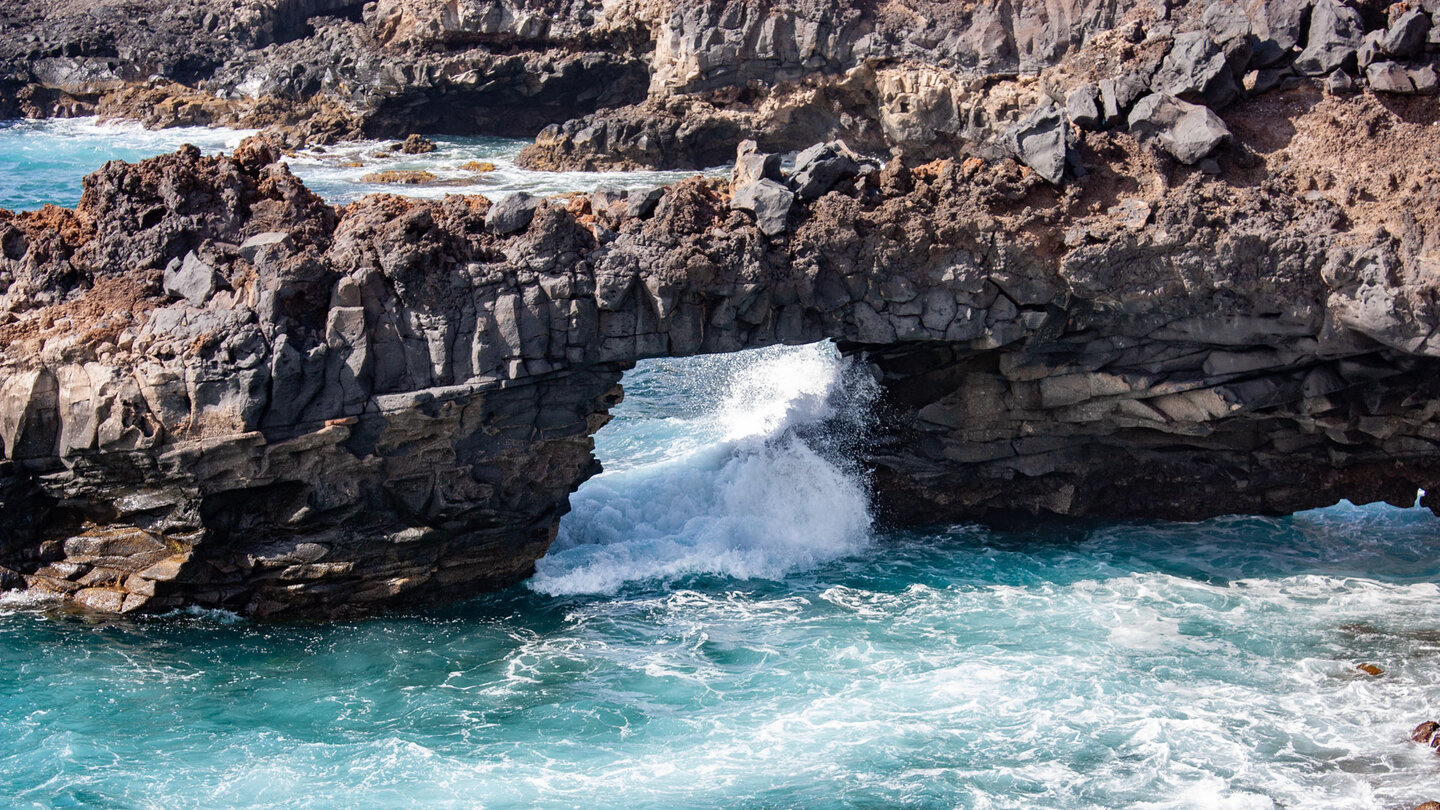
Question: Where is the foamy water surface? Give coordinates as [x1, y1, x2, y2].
[0, 117, 715, 210]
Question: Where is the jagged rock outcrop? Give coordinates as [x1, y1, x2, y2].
[4, 0, 1437, 169]
[0, 0, 652, 141]
[518, 0, 1440, 172]
[1, 85, 1439, 617]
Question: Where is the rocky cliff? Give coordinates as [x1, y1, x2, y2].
[0, 0, 654, 141]
[2, 0, 1440, 618]
[5, 0, 1438, 160]
[2, 68, 1439, 616]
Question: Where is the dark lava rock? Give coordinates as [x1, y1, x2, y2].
[1126, 93, 1232, 165]
[1066, 83, 1104, 130]
[731, 179, 795, 237]
[1382, 10, 1432, 59]
[1367, 62, 1440, 94]
[789, 141, 866, 201]
[1100, 72, 1150, 121]
[1326, 69, 1358, 95]
[1008, 104, 1068, 185]
[1295, 0, 1365, 76]
[1153, 31, 1241, 109]
[163, 251, 220, 307]
[486, 192, 540, 235]
[626, 187, 665, 219]
[592, 187, 629, 211]
[732, 140, 784, 188]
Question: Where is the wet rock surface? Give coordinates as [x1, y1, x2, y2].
[1, 83, 1440, 618]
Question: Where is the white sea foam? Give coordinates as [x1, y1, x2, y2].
[532, 343, 876, 595]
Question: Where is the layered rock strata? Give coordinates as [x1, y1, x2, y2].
[520, 0, 1440, 171]
[5, 0, 1439, 164]
[2, 83, 1439, 617]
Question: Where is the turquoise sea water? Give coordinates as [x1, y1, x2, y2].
[2, 124, 1440, 809]
[0, 118, 709, 211]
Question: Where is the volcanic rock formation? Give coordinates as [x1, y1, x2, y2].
[1, 76, 1439, 616]
[2, 0, 1440, 617]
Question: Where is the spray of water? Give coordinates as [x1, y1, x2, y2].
[531, 342, 878, 596]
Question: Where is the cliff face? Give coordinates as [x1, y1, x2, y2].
[7, 0, 1437, 160]
[3, 0, 1440, 617]
[2, 80, 1439, 616]
[516, 0, 1440, 169]
[0, 0, 653, 141]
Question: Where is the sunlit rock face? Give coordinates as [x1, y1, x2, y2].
[3, 0, 1440, 617]
[3, 70, 1440, 618]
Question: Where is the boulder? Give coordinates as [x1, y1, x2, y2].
[1066, 84, 1104, 130]
[1294, 0, 1365, 75]
[591, 187, 628, 210]
[1007, 104, 1068, 185]
[163, 252, 220, 307]
[627, 187, 665, 219]
[239, 231, 292, 264]
[1127, 93, 1232, 165]
[486, 192, 540, 235]
[1153, 31, 1241, 108]
[1100, 72, 1150, 120]
[1250, 37, 1289, 68]
[1382, 9, 1432, 58]
[1367, 62, 1440, 94]
[1358, 31, 1384, 70]
[731, 179, 795, 237]
[789, 141, 867, 200]
[731, 140, 783, 188]
[1325, 69, 1358, 94]
[396, 134, 436, 154]
[1249, 0, 1312, 52]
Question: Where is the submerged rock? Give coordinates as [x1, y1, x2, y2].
[359, 170, 439, 185]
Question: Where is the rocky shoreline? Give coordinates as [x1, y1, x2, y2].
[1, 0, 1439, 619]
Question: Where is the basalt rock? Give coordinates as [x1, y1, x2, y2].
[4, 0, 1433, 179]
[1294, 0, 1366, 76]
[3, 89, 1440, 619]
[1127, 93, 1232, 164]
[730, 179, 795, 237]
[1367, 62, 1440, 95]
[0, 0, 652, 140]
[513, 0, 1440, 172]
